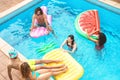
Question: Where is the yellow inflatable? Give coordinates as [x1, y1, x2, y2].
[43, 48, 84, 80]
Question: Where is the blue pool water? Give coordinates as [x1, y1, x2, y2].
[0, 0, 120, 80]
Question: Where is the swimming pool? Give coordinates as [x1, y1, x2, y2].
[0, 0, 120, 80]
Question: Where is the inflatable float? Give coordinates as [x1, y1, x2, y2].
[30, 6, 52, 38]
[43, 48, 84, 80]
[36, 41, 56, 54]
[75, 10, 100, 40]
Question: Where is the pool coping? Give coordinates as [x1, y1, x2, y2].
[99, 0, 120, 9]
[0, 0, 33, 18]
[0, 0, 43, 25]
[0, 50, 21, 80]
[0, 37, 27, 61]
[86, 0, 120, 14]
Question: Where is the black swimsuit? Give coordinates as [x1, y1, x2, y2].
[66, 40, 74, 49]
[95, 45, 104, 50]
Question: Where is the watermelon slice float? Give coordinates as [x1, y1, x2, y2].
[75, 10, 100, 40]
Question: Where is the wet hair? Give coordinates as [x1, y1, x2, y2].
[35, 7, 43, 15]
[20, 62, 31, 78]
[68, 35, 75, 46]
[98, 32, 106, 46]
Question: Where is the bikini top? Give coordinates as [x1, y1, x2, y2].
[66, 40, 74, 49]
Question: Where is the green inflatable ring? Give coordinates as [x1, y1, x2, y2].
[36, 41, 56, 54]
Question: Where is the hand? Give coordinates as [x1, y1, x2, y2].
[54, 60, 62, 63]
[30, 26, 36, 31]
[85, 29, 91, 39]
[30, 28, 32, 31]
[63, 50, 68, 52]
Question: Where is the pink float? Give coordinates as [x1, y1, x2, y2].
[30, 6, 52, 38]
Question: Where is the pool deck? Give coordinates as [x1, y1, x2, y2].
[87, 0, 120, 14]
[0, 0, 33, 18]
[99, 0, 120, 9]
[0, 0, 24, 13]
[0, 38, 27, 80]
[0, 50, 21, 80]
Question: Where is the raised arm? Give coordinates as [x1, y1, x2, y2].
[87, 34, 98, 44]
[30, 15, 35, 30]
[91, 30, 99, 35]
[86, 29, 98, 43]
[43, 14, 49, 28]
[60, 39, 67, 48]
[71, 43, 77, 53]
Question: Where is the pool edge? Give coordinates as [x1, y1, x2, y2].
[0, 0, 43, 25]
[0, 37, 27, 61]
[86, 0, 120, 15]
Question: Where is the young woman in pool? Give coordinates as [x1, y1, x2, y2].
[87, 30, 107, 50]
[60, 35, 77, 53]
[20, 62, 67, 80]
[30, 7, 56, 37]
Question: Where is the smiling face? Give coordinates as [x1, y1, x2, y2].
[68, 37, 73, 42]
[36, 10, 41, 15]
[35, 7, 43, 15]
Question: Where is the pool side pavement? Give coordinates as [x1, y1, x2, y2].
[0, 0, 43, 25]
[0, 0, 24, 13]
[0, 0, 33, 18]
[86, 0, 120, 14]
[0, 50, 21, 80]
[0, 37, 27, 80]
[99, 0, 120, 9]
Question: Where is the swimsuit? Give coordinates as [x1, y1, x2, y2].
[66, 40, 74, 49]
[95, 45, 104, 50]
[32, 71, 40, 78]
[32, 72, 55, 80]
[34, 19, 47, 27]
[27, 59, 36, 71]
[66, 40, 77, 52]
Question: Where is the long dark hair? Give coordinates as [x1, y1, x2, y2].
[20, 62, 31, 78]
[68, 35, 75, 46]
[98, 32, 106, 46]
[35, 7, 43, 15]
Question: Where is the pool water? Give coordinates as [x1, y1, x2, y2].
[0, 0, 120, 80]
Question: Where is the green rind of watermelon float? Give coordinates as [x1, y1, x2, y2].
[75, 10, 100, 40]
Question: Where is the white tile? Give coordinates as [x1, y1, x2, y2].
[0, 38, 7, 49]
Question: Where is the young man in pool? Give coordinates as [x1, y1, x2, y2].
[30, 7, 57, 37]
[7, 49, 65, 80]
